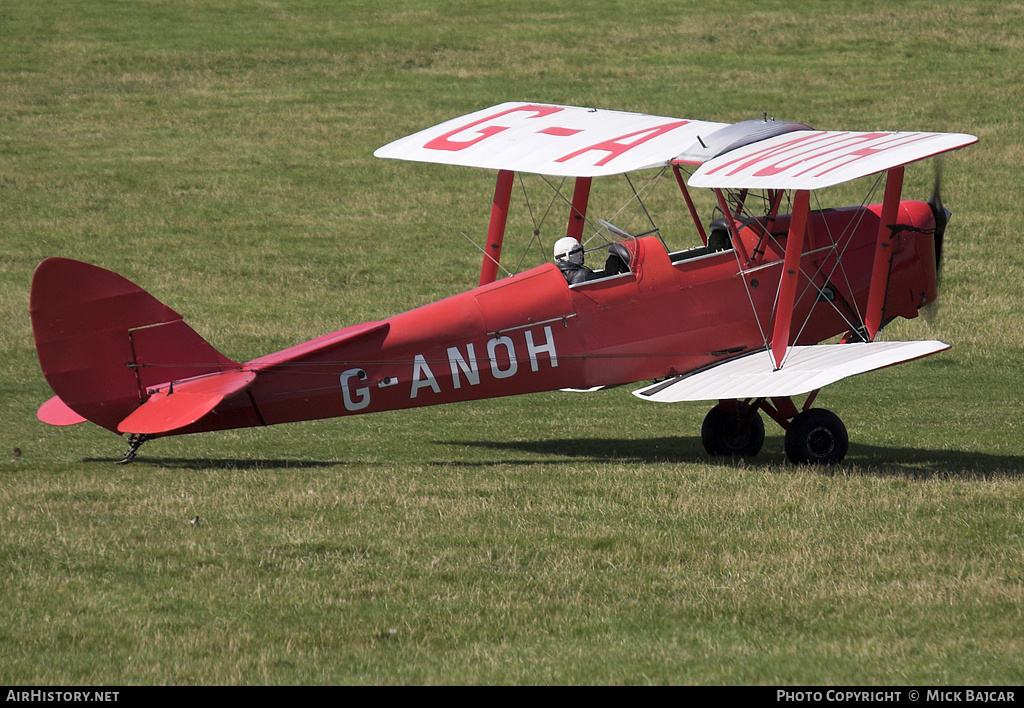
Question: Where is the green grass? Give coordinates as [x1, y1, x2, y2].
[2, 0, 1024, 685]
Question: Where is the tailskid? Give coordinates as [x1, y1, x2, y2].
[116, 434, 154, 465]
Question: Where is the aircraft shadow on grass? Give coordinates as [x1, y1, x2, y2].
[84, 437, 1022, 477]
[443, 437, 1024, 478]
[83, 456, 342, 471]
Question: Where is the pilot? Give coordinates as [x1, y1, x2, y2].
[553, 237, 599, 285]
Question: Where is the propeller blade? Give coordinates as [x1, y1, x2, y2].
[927, 161, 949, 279]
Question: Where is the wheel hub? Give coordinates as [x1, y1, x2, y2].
[807, 427, 835, 457]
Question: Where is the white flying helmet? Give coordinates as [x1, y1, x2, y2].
[553, 237, 584, 265]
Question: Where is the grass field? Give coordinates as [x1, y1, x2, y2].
[2, 0, 1023, 685]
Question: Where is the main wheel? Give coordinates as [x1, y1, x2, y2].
[784, 408, 849, 464]
[701, 402, 765, 457]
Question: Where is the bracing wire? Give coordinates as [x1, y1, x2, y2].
[726, 174, 888, 367]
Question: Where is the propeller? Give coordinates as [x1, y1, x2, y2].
[927, 160, 950, 281]
[921, 160, 951, 327]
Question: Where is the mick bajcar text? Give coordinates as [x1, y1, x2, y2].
[777, 691, 1015, 703]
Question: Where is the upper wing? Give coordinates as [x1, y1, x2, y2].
[376, 101, 977, 186]
[686, 129, 978, 190]
[374, 102, 728, 177]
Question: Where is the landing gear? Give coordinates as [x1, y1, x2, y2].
[116, 433, 154, 465]
[784, 408, 848, 465]
[701, 401, 765, 457]
[701, 396, 849, 465]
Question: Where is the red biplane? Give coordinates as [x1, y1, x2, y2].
[30, 102, 977, 464]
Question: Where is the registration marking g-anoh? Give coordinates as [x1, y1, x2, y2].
[420, 103, 692, 169]
[339, 325, 560, 411]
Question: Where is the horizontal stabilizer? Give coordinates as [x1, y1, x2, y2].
[118, 370, 256, 435]
[38, 396, 88, 426]
[633, 341, 950, 403]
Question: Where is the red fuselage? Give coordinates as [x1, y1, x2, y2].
[170, 200, 937, 435]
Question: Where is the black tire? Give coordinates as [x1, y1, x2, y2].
[784, 408, 849, 464]
[701, 402, 765, 457]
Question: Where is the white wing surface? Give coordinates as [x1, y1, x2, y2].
[687, 130, 977, 190]
[633, 341, 950, 402]
[375, 102, 728, 177]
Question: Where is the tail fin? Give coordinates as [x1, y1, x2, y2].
[30, 258, 240, 433]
